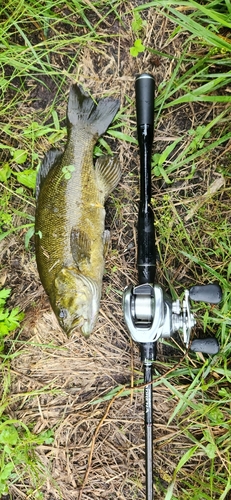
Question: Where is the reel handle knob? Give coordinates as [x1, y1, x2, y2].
[189, 284, 222, 304]
[135, 73, 155, 127]
[190, 337, 219, 355]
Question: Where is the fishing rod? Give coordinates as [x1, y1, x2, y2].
[123, 73, 222, 499]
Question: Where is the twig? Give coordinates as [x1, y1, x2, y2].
[185, 175, 225, 221]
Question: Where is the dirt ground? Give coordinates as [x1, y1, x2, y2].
[1, 3, 229, 500]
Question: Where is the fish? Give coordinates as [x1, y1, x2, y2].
[35, 84, 121, 336]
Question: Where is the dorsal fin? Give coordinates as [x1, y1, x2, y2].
[36, 148, 63, 200]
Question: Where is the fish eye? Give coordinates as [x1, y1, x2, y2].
[59, 307, 68, 319]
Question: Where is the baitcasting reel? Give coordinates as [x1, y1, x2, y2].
[123, 282, 222, 354]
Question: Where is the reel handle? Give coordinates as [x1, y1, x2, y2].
[189, 284, 221, 355]
[189, 284, 222, 304]
[190, 338, 219, 355]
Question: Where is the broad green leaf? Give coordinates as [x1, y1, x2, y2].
[208, 407, 224, 424]
[0, 289, 11, 302]
[12, 149, 27, 164]
[130, 46, 139, 57]
[0, 462, 14, 481]
[15, 169, 36, 189]
[130, 38, 145, 57]
[25, 225, 35, 250]
[0, 323, 9, 337]
[0, 163, 12, 182]
[0, 426, 19, 445]
[134, 38, 145, 52]
[205, 443, 217, 459]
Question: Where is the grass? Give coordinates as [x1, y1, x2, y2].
[0, 0, 231, 498]
[0, 291, 56, 497]
[0, 289, 24, 342]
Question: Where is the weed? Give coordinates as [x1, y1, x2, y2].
[0, 417, 54, 496]
[130, 38, 145, 57]
[130, 11, 147, 57]
[0, 289, 24, 348]
[131, 11, 147, 34]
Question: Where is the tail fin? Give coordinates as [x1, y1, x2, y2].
[67, 84, 119, 137]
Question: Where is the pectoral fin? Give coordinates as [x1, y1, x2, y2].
[70, 229, 91, 267]
[95, 156, 121, 199]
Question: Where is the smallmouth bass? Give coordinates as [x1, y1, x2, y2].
[35, 84, 121, 335]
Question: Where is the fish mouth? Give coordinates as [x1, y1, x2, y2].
[57, 306, 95, 336]
[57, 313, 83, 334]
[71, 316, 94, 337]
[68, 315, 93, 337]
[72, 316, 84, 330]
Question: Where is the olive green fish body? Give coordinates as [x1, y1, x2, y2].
[35, 85, 121, 335]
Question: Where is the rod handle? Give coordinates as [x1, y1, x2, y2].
[135, 74, 155, 127]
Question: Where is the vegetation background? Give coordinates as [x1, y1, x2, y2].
[1, 0, 231, 499]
